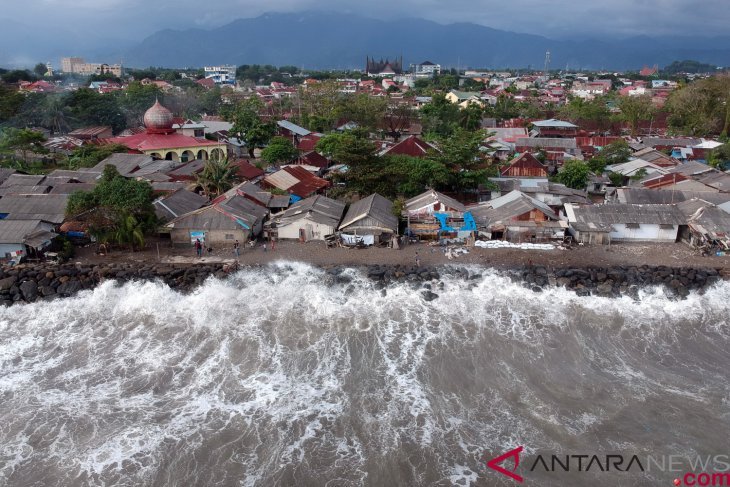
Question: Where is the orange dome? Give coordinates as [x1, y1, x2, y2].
[144, 99, 174, 134]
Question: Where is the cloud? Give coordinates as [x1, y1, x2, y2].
[2, 0, 729, 40]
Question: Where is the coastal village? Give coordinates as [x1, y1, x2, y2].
[0, 57, 729, 273]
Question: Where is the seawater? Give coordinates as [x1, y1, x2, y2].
[0, 262, 728, 486]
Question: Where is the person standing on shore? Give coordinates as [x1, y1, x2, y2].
[195, 239, 202, 258]
[271, 238, 276, 251]
[233, 240, 240, 259]
[415, 250, 420, 267]
[263, 242, 267, 252]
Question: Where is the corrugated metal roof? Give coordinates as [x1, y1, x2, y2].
[0, 174, 46, 188]
[515, 138, 578, 149]
[0, 219, 44, 244]
[567, 203, 686, 232]
[154, 189, 209, 221]
[339, 194, 397, 232]
[272, 195, 345, 229]
[405, 189, 466, 214]
[264, 169, 299, 191]
[532, 119, 578, 128]
[91, 153, 155, 176]
[0, 195, 69, 223]
[471, 190, 558, 227]
[277, 120, 311, 136]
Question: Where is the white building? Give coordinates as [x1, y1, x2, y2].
[204, 65, 237, 85]
[410, 61, 441, 77]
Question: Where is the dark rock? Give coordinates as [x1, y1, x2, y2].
[19, 280, 38, 301]
[0, 276, 16, 291]
[421, 290, 439, 301]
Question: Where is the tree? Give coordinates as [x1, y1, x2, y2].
[67, 88, 126, 133]
[114, 213, 146, 252]
[420, 93, 460, 137]
[0, 83, 25, 123]
[66, 165, 156, 249]
[196, 158, 239, 196]
[617, 95, 655, 136]
[261, 136, 298, 166]
[335, 94, 387, 132]
[41, 95, 71, 135]
[118, 81, 162, 127]
[66, 143, 130, 170]
[383, 103, 415, 140]
[33, 63, 48, 78]
[297, 81, 342, 132]
[227, 97, 276, 157]
[608, 172, 625, 187]
[708, 142, 730, 169]
[428, 128, 490, 191]
[587, 139, 632, 173]
[665, 75, 730, 136]
[0, 128, 47, 165]
[556, 160, 590, 189]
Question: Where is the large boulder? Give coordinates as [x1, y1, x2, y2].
[19, 280, 38, 301]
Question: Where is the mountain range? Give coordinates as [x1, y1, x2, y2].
[4, 11, 730, 71]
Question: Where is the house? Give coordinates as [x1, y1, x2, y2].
[530, 119, 578, 138]
[445, 90, 484, 108]
[403, 189, 468, 238]
[611, 188, 730, 205]
[266, 195, 345, 241]
[277, 120, 311, 141]
[165, 194, 268, 247]
[221, 182, 290, 211]
[68, 126, 114, 140]
[606, 159, 667, 178]
[90, 153, 155, 177]
[410, 61, 441, 77]
[631, 147, 680, 167]
[0, 219, 56, 263]
[486, 179, 590, 207]
[677, 199, 730, 250]
[234, 160, 265, 181]
[470, 190, 564, 242]
[514, 137, 581, 163]
[261, 166, 329, 199]
[296, 151, 329, 169]
[378, 135, 436, 158]
[0, 194, 69, 225]
[338, 194, 398, 245]
[564, 203, 685, 244]
[500, 153, 548, 178]
[153, 188, 209, 222]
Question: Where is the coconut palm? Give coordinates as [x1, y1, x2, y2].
[41, 95, 71, 135]
[114, 213, 146, 252]
[196, 157, 239, 197]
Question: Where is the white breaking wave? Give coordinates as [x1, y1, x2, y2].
[0, 262, 728, 486]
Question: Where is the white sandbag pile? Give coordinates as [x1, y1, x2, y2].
[474, 240, 554, 250]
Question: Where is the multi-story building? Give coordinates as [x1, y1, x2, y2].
[409, 61, 441, 77]
[204, 65, 237, 85]
[60, 57, 123, 77]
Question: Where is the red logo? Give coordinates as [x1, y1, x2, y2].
[487, 446, 524, 482]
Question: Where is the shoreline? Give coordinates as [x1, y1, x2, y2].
[0, 256, 726, 305]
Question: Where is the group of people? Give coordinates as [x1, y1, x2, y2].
[194, 237, 276, 259]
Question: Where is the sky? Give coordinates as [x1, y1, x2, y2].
[4, 0, 730, 41]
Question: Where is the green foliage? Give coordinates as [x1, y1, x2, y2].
[227, 97, 276, 157]
[428, 128, 490, 191]
[608, 171, 625, 187]
[66, 143, 129, 169]
[335, 94, 387, 132]
[559, 96, 612, 128]
[261, 136, 298, 166]
[617, 95, 655, 135]
[118, 81, 162, 127]
[587, 139, 631, 174]
[113, 213, 146, 251]
[41, 95, 71, 134]
[708, 142, 730, 169]
[67, 89, 126, 133]
[665, 75, 730, 136]
[196, 158, 239, 196]
[1, 70, 36, 83]
[0, 128, 47, 164]
[420, 94, 461, 137]
[33, 63, 48, 78]
[556, 160, 590, 189]
[0, 83, 25, 123]
[630, 168, 648, 181]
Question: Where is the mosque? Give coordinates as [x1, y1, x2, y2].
[107, 100, 227, 162]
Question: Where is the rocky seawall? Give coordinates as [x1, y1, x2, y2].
[0, 261, 727, 306]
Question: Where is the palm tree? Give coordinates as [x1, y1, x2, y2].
[196, 158, 239, 197]
[114, 213, 145, 252]
[41, 95, 71, 135]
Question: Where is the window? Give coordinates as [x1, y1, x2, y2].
[225, 234, 235, 240]
[625, 223, 640, 229]
[659, 224, 675, 230]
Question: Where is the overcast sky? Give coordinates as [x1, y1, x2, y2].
[5, 0, 730, 40]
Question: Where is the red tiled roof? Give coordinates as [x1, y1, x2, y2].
[196, 78, 216, 89]
[106, 132, 222, 152]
